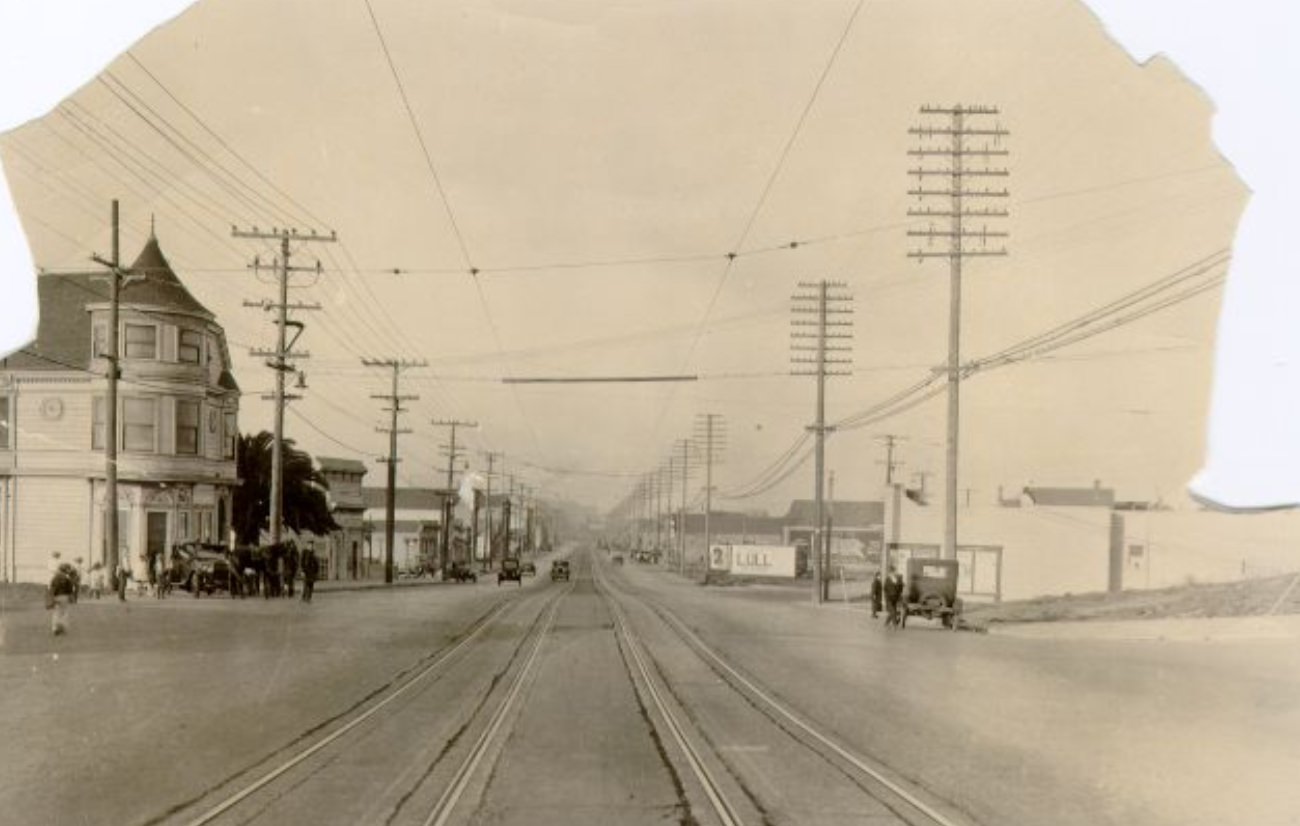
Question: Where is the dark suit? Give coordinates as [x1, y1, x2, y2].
[883, 573, 904, 628]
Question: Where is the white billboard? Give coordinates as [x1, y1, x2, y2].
[709, 544, 797, 578]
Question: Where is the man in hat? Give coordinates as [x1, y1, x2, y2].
[883, 566, 905, 629]
[47, 561, 76, 635]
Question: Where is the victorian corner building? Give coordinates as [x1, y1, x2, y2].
[0, 234, 239, 584]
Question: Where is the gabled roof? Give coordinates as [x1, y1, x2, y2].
[783, 500, 883, 529]
[1023, 485, 1115, 508]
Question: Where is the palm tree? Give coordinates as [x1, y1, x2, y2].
[232, 431, 338, 545]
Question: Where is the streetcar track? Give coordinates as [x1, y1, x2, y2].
[634, 633, 779, 826]
[385, 590, 564, 826]
[598, 575, 745, 826]
[155, 592, 540, 826]
[599, 566, 977, 826]
[609, 609, 702, 826]
[421, 581, 574, 826]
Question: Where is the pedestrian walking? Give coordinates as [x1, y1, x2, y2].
[883, 566, 904, 629]
[300, 545, 319, 603]
[870, 571, 883, 618]
[47, 562, 77, 635]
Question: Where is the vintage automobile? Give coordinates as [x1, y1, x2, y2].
[521, 561, 537, 577]
[169, 542, 231, 597]
[498, 557, 523, 586]
[446, 562, 478, 583]
[900, 557, 962, 630]
[551, 559, 570, 581]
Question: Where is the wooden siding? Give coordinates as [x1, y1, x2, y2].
[13, 476, 91, 582]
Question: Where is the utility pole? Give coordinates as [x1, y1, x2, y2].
[363, 358, 425, 582]
[522, 484, 535, 554]
[503, 474, 516, 559]
[875, 435, 906, 575]
[876, 434, 905, 485]
[90, 200, 143, 589]
[481, 451, 501, 571]
[677, 438, 691, 576]
[653, 467, 664, 551]
[234, 225, 334, 546]
[664, 456, 675, 562]
[432, 418, 476, 575]
[908, 104, 1009, 560]
[693, 413, 726, 582]
[826, 469, 836, 599]
[792, 279, 853, 604]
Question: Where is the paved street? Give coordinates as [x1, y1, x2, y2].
[2, 548, 1298, 825]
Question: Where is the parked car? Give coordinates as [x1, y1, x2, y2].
[900, 557, 963, 630]
[447, 562, 477, 583]
[611, 554, 624, 566]
[551, 559, 570, 581]
[498, 558, 523, 586]
[169, 542, 231, 596]
[521, 561, 537, 577]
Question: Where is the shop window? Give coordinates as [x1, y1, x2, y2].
[0, 396, 10, 449]
[176, 399, 200, 455]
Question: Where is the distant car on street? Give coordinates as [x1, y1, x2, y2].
[498, 558, 523, 586]
[521, 561, 537, 577]
[446, 562, 477, 583]
[551, 560, 570, 581]
[169, 542, 231, 596]
[611, 554, 624, 566]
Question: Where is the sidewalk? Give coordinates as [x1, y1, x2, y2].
[984, 614, 1300, 642]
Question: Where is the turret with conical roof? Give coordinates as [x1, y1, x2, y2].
[121, 233, 215, 319]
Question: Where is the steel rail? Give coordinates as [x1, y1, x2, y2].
[179, 597, 519, 826]
[597, 573, 744, 826]
[422, 583, 573, 826]
[652, 599, 969, 826]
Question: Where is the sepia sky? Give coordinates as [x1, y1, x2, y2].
[0, 0, 1252, 514]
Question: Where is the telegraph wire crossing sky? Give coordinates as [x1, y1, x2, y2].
[1, 1, 1297, 513]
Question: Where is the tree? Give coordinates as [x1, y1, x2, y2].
[232, 431, 338, 546]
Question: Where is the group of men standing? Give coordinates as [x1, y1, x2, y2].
[870, 568, 906, 628]
[225, 541, 320, 601]
[46, 541, 322, 636]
